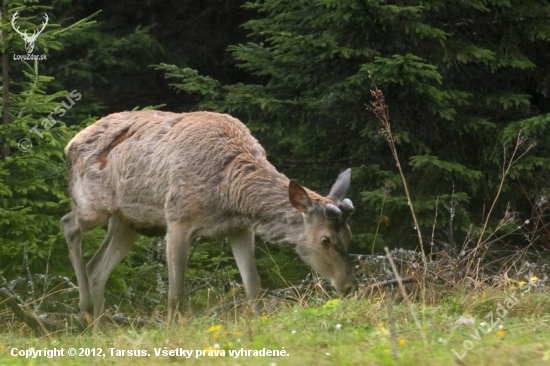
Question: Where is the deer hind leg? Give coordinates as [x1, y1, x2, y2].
[165, 220, 193, 323]
[85, 215, 140, 321]
[228, 229, 262, 314]
[61, 209, 109, 321]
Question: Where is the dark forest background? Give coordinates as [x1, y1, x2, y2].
[1, 0, 550, 312]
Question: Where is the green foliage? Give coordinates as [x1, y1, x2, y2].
[0, 2, 97, 274]
[45, 0, 163, 124]
[156, 0, 550, 251]
[254, 241, 310, 288]
[0, 1, 163, 276]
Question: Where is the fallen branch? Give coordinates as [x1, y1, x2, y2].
[110, 315, 155, 326]
[0, 287, 78, 333]
[362, 277, 416, 292]
[37, 312, 154, 327]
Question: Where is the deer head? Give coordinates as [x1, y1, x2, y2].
[289, 168, 356, 295]
[11, 11, 48, 54]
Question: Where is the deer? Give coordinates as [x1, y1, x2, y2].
[61, 111, 356, 322]
[11, 11, 48, 54]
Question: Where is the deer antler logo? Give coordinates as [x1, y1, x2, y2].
[11, 11, 49, 54]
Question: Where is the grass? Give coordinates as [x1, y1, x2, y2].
[2, 83, 547, 365]
[2, 284, 550, 365]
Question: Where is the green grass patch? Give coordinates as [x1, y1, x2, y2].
[2, 287, 550, 365]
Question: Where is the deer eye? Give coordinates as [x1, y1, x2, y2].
[321, 236, 331, 246]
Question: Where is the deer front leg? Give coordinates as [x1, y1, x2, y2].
[229, 229, 262, 314]
[61, 211, 93, 321]
[86, 216, 140, 322]
[166, 221, 192, 323]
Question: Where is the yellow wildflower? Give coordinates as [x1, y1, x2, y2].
[377, 322, 389, 336]
[510, 285, 517, 290]
[471, 295, 477, 299]
[208, 325, 222, 332]
[482, 291, 487, 297]
[496, 330, 505, 338]
[518, 280, 526, 287]
[398, 339, 406, 346]
[531, 276, 539, 282]
[235, 331, 243, 337]
[262, 315, 268, 322]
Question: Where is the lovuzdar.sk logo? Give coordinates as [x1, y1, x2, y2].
[11, 10, 48, 61]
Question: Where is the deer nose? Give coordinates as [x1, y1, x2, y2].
[335, 278, 357, 296]
[343, 280, 357, 295]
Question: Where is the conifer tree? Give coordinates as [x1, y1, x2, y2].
[0, 1, 160, 275]
[156, 0, 550, 250]
[0, 1, 99, 274]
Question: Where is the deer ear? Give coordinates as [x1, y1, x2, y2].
[328, 168, 351, 203]
[289, 180, 312, 213]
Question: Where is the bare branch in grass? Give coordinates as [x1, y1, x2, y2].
[472, 132, 535, 259]
[384, 248, 427, 346]
[0, 287, 78, 334]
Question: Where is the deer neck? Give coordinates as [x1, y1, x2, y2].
[250, 185, 307, 246]
[226, 165, 307, 246]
